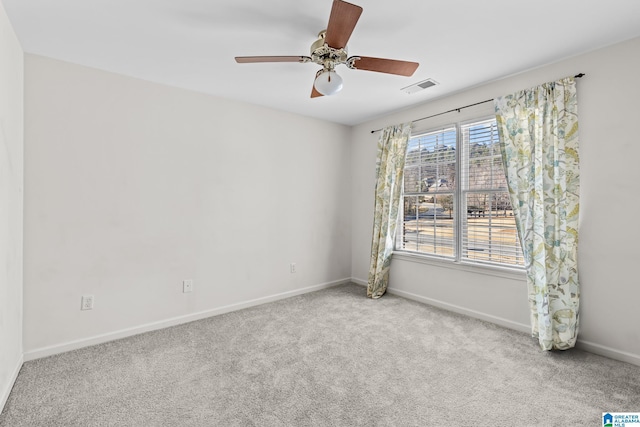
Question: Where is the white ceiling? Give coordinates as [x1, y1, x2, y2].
[4, 0, 640, 125]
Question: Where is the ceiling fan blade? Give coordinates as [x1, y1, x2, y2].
[311, 85, 323, 98]
[351, 56, 419, 76]
[311, 75, 323, 98]
[235, 56, 310, 63]
[324, 0, 363, 49]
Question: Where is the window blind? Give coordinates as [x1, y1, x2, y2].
[400, 127, 456, 257]
[460, 119, 524, 266]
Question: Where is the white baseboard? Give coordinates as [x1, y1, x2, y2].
[350, 277, 367, 287]
[351, 276, 640, 367]
[576, 340, 640, 367]
[1, 353, 23, 414]
[351, 275, 529, 332]
[386, 286, 531, 334]
[23, 275, 640, 368]
[24, 278, 350, 362]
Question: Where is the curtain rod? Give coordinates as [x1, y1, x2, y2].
[370, 73, 585, 134]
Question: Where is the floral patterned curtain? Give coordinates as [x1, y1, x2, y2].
[367, 123, 412, 298]
[494, 77, 580, 350]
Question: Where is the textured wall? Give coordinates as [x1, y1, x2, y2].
[351, 37, 640, 364]
[0, 0, 24, 411]
[23, 54, 351, 355]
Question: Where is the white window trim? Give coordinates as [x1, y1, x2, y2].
[395, 115, 526, 275]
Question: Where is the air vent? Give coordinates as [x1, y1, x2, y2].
[401, 78, 438, 94]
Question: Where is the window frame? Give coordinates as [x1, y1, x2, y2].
[395, 115, 525, 274]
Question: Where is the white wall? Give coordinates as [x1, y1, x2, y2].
[23, 55, 352, 357]
[0, 0, 23, 411]
[351, 37, 640, 364]
[17, 32, 640, 368]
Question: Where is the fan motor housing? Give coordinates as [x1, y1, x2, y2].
[310, 30, 348, 69]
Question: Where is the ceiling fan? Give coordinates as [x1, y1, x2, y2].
[235, 0, 419, 97]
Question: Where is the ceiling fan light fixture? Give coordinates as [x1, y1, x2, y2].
[314, 70, 343, 96]
[235, 0, 419, 99]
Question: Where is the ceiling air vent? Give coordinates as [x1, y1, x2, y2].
[401, 78, 438, 94]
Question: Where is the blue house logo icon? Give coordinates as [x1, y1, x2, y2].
[603, 413, 613, 427]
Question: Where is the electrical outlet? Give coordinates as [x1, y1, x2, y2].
[81, 295, 94, 310]
[183, 279, 193, 293]
[290, 263, 296, 273]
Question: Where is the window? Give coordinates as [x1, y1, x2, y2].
[397, 117, 524, 268]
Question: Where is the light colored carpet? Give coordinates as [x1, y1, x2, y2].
[1, 283, 639, 426]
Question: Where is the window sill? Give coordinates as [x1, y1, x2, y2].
[392, 251, 527, 281]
